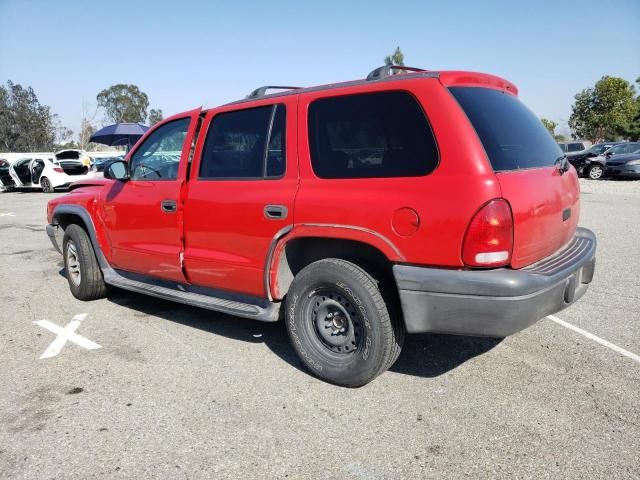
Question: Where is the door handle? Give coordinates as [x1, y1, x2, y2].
[264, 205, 288, 220]
[161, 200, 177, 213]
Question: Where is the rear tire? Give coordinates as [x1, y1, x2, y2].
[285, 258, 405, 387]
[63, 224, 108, 300]
[40, 177, 55, 193]
[587, 164, 604, 180]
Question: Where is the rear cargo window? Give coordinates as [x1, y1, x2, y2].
[449, 87, 563, 171]
[308, 91, 438, 179]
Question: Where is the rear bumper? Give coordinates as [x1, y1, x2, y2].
[393, 228, 596, 337]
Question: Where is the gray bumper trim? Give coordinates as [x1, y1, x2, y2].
[393, 228, 596, 337]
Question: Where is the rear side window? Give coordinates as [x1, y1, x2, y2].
[199, 104, 286, 179]
[308, 91, 438, 179]
[450, 87, 563, 171]
[567, 143, 584, 152]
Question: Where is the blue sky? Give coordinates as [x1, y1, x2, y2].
[1, 0, 638, 138]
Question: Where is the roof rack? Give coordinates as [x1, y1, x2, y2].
[366, 65, 427, 81]
[247, 85, 302, 99]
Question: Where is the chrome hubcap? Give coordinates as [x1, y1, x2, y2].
[590, 166, 602, 178]
[66, 240, 81, 286]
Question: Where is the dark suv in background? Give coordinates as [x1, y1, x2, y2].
[567, 141, 624, 179]
[558, 141, 590, 153]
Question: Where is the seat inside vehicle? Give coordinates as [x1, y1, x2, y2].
[32, 159, 45, 183]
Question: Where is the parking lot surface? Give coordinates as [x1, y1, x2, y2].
[1, 179, 639, 479]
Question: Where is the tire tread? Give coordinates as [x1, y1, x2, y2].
[63, 224, 108, 300]
[286, 258, 404, 387]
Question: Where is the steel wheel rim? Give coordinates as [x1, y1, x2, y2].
[307, 287, 362, 355]
[66, 240, 81, 286]
[590, 166, 603, 178]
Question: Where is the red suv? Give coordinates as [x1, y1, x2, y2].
[46, 65, 596, 387]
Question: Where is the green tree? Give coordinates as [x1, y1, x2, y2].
[96, 84, 149, 123]
[0, 80, 65, 151]
[540, 118, 566, 142]
[569, 76, 637, 143]
[621, 77, 640, 141]
[148, 108, 163, 125]
[540, 118, 557, 136]
[384, 47, 405, 71]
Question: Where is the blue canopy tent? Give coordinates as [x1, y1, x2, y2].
[89, 123, 149, 151]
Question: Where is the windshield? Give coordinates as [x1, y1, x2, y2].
[449, 87, 562, 171]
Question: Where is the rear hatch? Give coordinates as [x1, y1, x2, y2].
[55, 150, 89, 175]
[58, 160, 89, 176]
[450, 86, 579, 268]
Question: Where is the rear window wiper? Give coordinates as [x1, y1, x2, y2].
[555, 154, 570, 174]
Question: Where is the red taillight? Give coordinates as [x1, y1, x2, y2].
[462, 199, 513, 268]
[53, 166, 64, 173]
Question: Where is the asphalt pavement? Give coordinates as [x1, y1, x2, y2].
[1, 179, 638, 479]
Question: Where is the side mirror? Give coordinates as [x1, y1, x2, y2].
[104, 160, 129, 181]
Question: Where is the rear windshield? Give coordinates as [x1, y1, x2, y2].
[449, 87, 563, 171]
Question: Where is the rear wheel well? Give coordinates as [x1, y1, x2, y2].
[275, 237, 397, 300]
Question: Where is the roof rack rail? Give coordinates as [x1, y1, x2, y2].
[247, 85, 302, 99]
[366, 65, 427, 81]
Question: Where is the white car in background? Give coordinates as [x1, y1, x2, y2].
[0, 150, 95, 193]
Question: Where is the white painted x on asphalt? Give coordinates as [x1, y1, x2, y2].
[34, 313, 101, 359]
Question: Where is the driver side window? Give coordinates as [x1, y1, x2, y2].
[129, 118, 190, 180]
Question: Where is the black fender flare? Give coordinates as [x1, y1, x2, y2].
[51, 204, 109, 269]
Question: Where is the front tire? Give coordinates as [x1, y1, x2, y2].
[63, 224, 108, 300]
[587, 164, 604, 180]
[40, 177, 55, 193]
[285, 258, 404, 387]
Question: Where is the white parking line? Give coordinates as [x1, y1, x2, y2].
[548, 315, 640, 365]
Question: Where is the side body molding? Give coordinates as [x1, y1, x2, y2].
[266, 223, 405, 300]
[48, 204, 282, 322]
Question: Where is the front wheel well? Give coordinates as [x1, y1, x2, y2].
[54, 213, 89, 234]
[274, 237, 396, 300]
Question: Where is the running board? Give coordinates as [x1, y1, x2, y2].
[102, 267, 281, 322]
